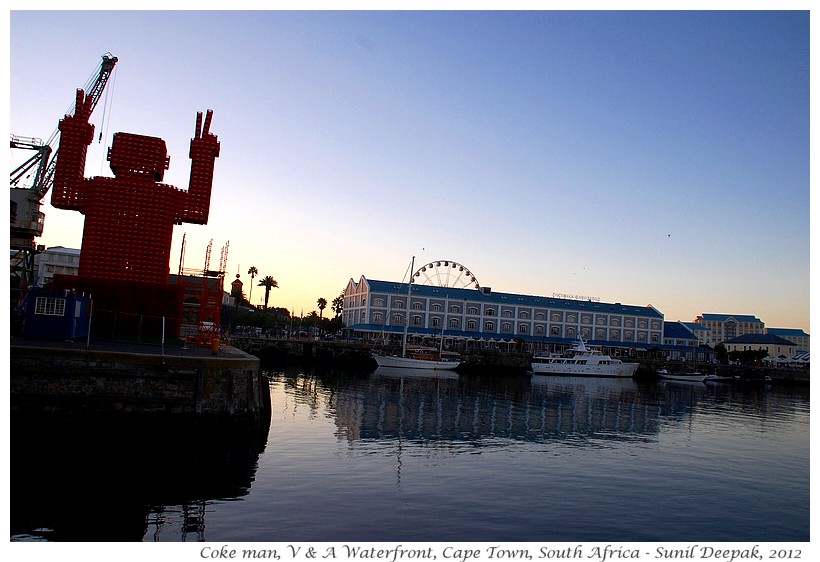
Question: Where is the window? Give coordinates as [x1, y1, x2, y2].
[35, 297, 66, 316]
[581, 328, 591, 339]
[449, 305, 460, 313]
[519, 324, 529, 334]
[485, 308, 496, 316]
[502, 322, 512, 332]
[536, 312, 545, 320]
[535, 325, 545, 335]
[502, 310, 512, 318]
[567, 327, 576, 338]
[431, 317, 441, 327]
[373, 298, 385, 307]
[431, 303, 441, 312]
[484, 321, 495, 331]
[551, 313, 562, 322]
[392, 313, 404, 324]
[468, 307, 479, 315]
[373, 313, 383, 323]
[412, 315, 422, 326]
[519, 311, 529, 319]
[467, 320, 477, 330]
[413, 302, 424, 310]
[550, 326, 560, 336]
[449, 318, 459, 328]
[566, 314, 577, 323]
[596, 328, 606, 339]
[610, 318, 621, 326]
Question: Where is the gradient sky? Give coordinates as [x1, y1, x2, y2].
[9, 9, 810, 331]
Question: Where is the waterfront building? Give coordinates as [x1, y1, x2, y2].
[662, 321, 715, 363]
[693, 313, 765, 346]
[765, 328, 810, 353]
[723, 333, 796, 357]
[34, 246, 80, 287]
[342, 276, 664, 353]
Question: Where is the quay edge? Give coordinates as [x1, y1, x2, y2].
[10, 340, 271, 431]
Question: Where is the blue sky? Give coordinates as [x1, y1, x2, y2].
[9, 9, 811, 330]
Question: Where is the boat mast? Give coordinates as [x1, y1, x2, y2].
[402, 256, 414, 358]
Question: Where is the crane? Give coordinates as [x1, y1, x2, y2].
[10, 53, 117, 298]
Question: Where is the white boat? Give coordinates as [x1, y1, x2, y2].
[373, 346, 462, 370]
[372, 256, 461, 371]
[531, 337, 639, 378]
[656, 369, 708, 383]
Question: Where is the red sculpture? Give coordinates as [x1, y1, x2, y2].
[52, 89, 220, 284]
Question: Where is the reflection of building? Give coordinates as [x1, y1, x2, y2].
[343, 277, 664, 351]
[331, 373, 661, 444]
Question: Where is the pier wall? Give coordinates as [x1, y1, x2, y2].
[10, 345, 270, 428]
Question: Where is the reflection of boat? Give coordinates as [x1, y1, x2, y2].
[657, 368, 707, 383]
[373, 365, 460, 379]
[371, 256, 461, 371]
[531, 337, 639, 378]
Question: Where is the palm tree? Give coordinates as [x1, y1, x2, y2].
[317, 298, 327, 321]
[258, 275, 279, 310]
[331, 293, 344, 318]
[247, 266, 258, 305]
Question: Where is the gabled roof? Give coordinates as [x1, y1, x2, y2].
[362, 278, 663, 318]
[724, 333, 795, 345]
[664, 321, 696, 339]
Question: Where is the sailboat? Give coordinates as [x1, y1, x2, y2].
[371, 257, 462, 371]
[657, 335, 707, 382]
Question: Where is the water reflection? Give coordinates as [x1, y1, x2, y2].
[10, 413, 269, 541]
[325, 369, 665, 444]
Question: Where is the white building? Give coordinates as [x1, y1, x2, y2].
[34, 246, 80, 287]
[343, 276, 665, 353]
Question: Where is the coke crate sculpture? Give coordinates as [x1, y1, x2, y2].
[52, 89, 220, 284]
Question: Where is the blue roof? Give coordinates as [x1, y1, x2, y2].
[363, 279, 663, 318]
[724, 333, 795, 345]
[664, 322, 695, 339]
[767, 328, 809, 337]
[698, 313, 763, 323]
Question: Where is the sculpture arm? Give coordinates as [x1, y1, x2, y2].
[178, 110, 220, 224]
[51, 89, 95, 211]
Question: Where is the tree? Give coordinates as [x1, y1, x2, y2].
[317, 298, 327, 321]
[331, 292, 344, 318]
[247, 266, 258, 305]
[258, 276, 279, 310]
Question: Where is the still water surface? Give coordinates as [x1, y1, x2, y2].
[11, 365, 810, 542]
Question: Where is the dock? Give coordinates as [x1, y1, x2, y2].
[10, 338, 271, 431]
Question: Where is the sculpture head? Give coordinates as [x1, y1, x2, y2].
[107, 132, 170, 181]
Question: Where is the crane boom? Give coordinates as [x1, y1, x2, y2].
[35, 53, 118, 200]
[10, 53, 118, 302]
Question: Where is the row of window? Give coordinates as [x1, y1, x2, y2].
[368, 312, 659, 342]
[34, 297, 66, 316]
[365, 303, 657, 328]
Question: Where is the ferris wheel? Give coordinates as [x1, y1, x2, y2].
[412, 260, 480, 289]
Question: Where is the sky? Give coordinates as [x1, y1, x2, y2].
[8, 7, 811, 332]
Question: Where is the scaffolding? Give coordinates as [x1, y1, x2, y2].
[177, 236, 229, 347]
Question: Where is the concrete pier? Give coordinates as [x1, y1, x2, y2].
[10, 339, 271, 430]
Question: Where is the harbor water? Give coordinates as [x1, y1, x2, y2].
[10, 364, 810, 542]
